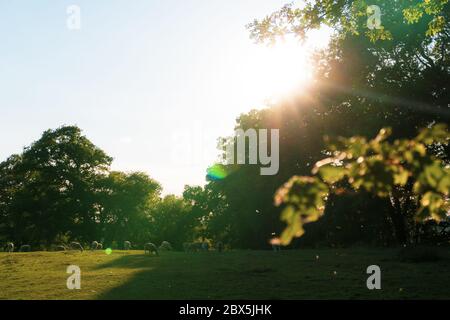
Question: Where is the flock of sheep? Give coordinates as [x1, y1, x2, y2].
[2, 240, 225, 255]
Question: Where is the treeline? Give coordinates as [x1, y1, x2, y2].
[0, 126, 199, 249]
[185, 0, 450, 249]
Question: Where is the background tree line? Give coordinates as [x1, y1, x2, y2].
[193, 0, 450, 249]
[0, 126, 202, 249]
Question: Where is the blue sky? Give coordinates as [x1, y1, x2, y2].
[0, 1, 329, 195]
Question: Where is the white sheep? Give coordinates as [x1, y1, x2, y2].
[4, 242, 14, 253]
[70, 241, 84, 252]
[159, 241, 172, 251]
[55, 245, 67, 251]
[124, 241, 132, 250]
[144, 243, 159, 256]
[91, 241, 99, 250]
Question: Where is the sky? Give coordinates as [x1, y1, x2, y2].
[0, 0, 329, 195]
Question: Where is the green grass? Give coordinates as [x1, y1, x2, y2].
[0, 248, 449, 300]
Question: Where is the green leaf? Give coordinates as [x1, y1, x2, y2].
[317, 165, 346, 184]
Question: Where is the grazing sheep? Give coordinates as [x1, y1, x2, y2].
[19, 245, 31, 252]
[124, 241, 132, 250]
[4, 242, 14, 253]
[159, 241, 172, 251]
[91, 241, 99, 250]
[70, 242, 84, 252]
[144, 243, 159, 256]
[55, 245, 67, 252]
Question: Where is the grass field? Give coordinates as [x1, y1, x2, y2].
[1, 248, 449, 300]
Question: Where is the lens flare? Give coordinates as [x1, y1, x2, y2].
[206, 164, 228, 181]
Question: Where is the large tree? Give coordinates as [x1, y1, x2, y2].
[197, 1, 449, 248]
[0, 126, 112, 245]
[246, 0, 450, 245]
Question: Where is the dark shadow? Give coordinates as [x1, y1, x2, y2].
[95, 251, 281, 300]
[94, 253, 160, 270]
[93, 250, 450, 300]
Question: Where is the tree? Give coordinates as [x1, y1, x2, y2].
[0, 126, 112, 244]
[247, 1, 449, 43]
[98, 171, 161, 245]
[244, 0, 450, 246]
[148, 195, 195, 249]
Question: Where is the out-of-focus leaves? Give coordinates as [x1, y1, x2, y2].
[275, 124, 450, 245]
[275, 176, 329, 245]
[416, 123, 449, 145]
[316, 165, 347, 184]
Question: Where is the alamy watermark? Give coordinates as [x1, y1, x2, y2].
[66, 265, 81, 290]
[224, 129, 279, 176]
[67, 5, 81, 30]
[366, 265, 381, 290]
[367, 5, 382, 30]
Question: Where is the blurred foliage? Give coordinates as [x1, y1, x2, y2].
[275, 124, 449, 245]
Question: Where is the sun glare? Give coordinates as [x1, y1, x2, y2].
[248, 40, 313, 102]
[226, 31, 330, 114]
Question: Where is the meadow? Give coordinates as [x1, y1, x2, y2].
[1, 248, 449, 300]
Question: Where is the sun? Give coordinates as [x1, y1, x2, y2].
[250, 40, 313, 100]
[220, 29, 331, 114]
[227, 37, 319, 114]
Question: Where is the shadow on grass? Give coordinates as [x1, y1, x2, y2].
[95, 252, 222, 300]
[92, 249, 450, 300]
[94, 251, 280, 300]
[94, 253, 160, 270]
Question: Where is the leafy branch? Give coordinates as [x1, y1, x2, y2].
[274, 124, 450, 245]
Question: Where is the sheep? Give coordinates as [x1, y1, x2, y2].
[97, 243, 103, 250]
[91, 241, 99, 250]
[159, 241, 172, 251]
[4, 242, 14, 253]
[124, 241, 132, 250]
[70, 242, 84, 252]
[19, 245, 31, 252]
[55, 245, 67, 251]
[144, 243, 159, 256]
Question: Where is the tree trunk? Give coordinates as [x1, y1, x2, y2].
[388, 194, 408, 245]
